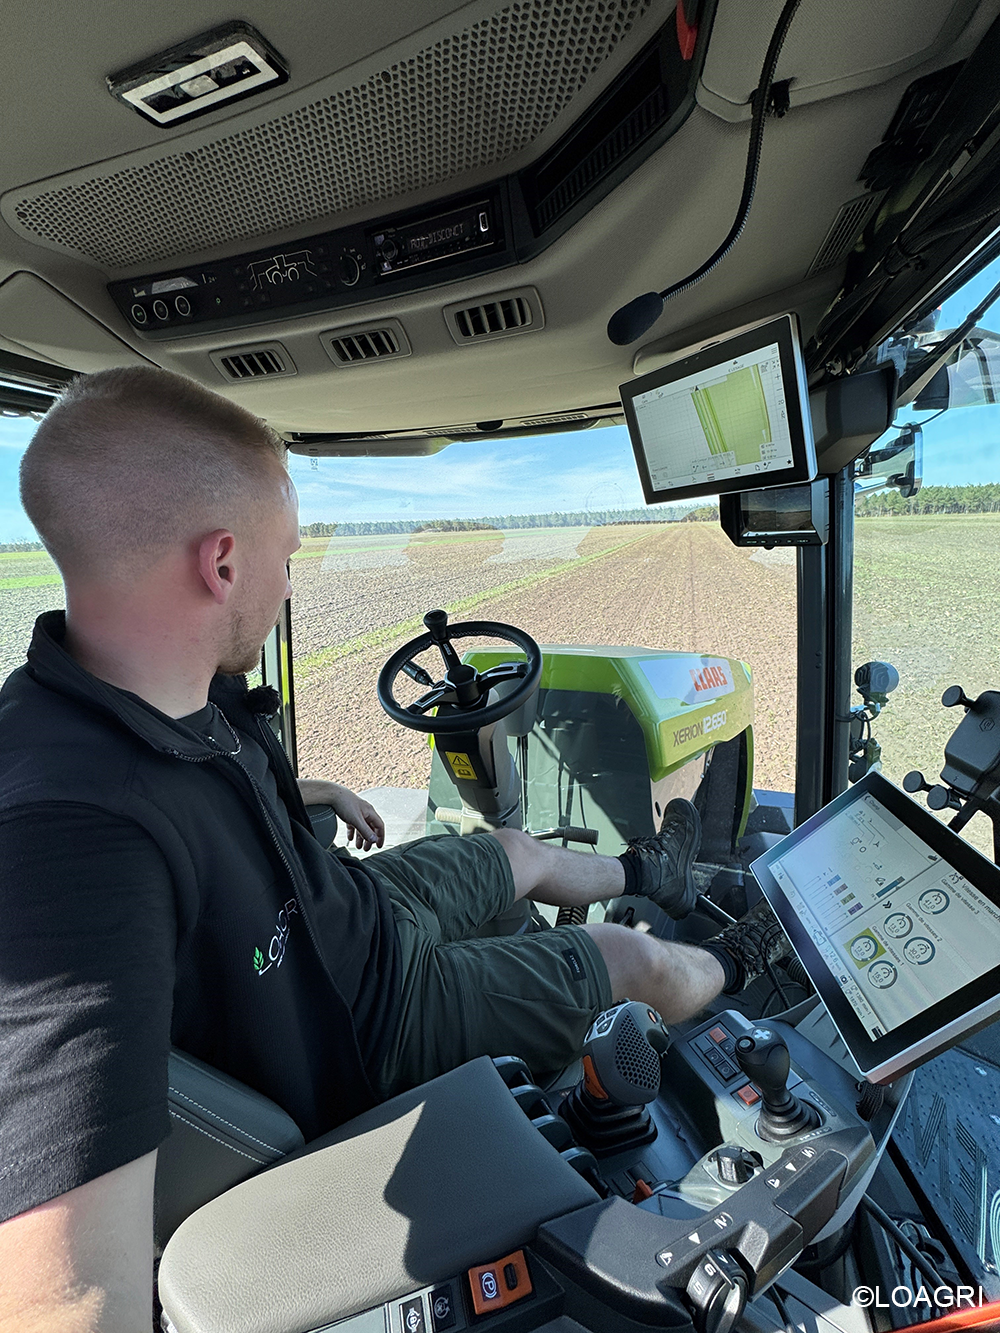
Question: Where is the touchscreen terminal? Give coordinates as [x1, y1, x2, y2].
[620, 314, 817, 506]
[750, 771, 1000, 1083]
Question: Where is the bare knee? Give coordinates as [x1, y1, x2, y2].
[582, 923, 726, 1024]
[489, 827, 543, 897]
[582, 922, 659, 999]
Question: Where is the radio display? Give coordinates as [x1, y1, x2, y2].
[370, 201, 495, 275]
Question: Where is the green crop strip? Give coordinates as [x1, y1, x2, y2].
[295, 531, 651, 678]
[0, 574, 62, 590]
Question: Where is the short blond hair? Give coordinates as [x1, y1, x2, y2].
[21, 367, 285, 579]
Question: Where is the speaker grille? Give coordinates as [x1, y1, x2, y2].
[614, 1011, 661, 1095]
[12, 0, 650, 269]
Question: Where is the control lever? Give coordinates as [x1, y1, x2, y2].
[734, 1028, 820, 1142]
[560, 1001, 669, 1154]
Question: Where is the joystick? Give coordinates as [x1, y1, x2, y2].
[560, 1001, 670, 1154]
[734, 1027, 820, 1142]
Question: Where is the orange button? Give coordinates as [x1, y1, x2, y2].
[582, 1053, 608, 1100]
[735, 1083, 761, 1106]
[709, 1025, 729, 1044]
[468, 1250, 532, 1315]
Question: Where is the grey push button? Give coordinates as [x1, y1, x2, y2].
[430, 1287, 456, 1331]
[400, 1298, 425, 1333]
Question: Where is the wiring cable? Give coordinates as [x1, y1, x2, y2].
[607, 0, 804, 345]
[769, 1285, 796, 1333]
[812, 184, 1000, 366]
[860, 1196, 949, 1294]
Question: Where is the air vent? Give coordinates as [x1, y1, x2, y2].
[444, 288, 544, 346]
[320, 319, 411, 367]
[210, 343, 295, 381]
[807, 192, 885, 277]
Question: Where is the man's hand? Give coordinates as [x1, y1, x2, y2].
[296, 779, 385, 851]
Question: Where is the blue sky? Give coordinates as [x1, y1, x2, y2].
[4, 254, 1000, 540]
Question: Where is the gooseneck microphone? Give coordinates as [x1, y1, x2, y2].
[606, 0, 803, 347]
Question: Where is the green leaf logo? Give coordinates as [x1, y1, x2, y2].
[253, 947, 265, 972]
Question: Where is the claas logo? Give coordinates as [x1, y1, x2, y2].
[690, 665, 730, 692]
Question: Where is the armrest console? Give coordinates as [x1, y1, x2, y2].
[159, 1057, 598, 1333]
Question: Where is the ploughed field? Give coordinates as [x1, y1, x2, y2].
[4, 516, 996, 846]
[290, 523, 800, 796]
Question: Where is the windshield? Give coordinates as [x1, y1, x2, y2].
[284, 425, 797, 815]
[0, 421, 798, 810]
[0, 416, 55, 682]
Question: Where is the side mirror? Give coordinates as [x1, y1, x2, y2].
[912, 327, 1000, 411]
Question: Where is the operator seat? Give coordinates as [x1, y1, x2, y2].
[156, 1048, 304, 1248]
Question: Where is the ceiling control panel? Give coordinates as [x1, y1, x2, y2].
[109, 187, 508, 338]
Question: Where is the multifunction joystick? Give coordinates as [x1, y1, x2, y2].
[560, 1001, 670, 1153]
[734, 1027, 820, 1142]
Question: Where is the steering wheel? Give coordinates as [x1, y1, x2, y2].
[377, 609, 543, 734]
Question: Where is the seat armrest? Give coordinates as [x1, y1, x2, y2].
[156, 1048, 305, 1248]
[159, 1057, 597, 1333]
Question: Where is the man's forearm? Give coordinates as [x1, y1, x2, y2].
[0, 1152, 157, 1333]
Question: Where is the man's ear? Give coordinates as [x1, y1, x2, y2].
[197, 530, 238, 604]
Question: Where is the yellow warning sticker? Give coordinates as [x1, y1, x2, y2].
[446, 751, 477, 780]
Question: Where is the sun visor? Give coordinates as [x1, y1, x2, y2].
[0, 273, 146, 372]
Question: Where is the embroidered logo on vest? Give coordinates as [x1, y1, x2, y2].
[253, 898, 298, 975]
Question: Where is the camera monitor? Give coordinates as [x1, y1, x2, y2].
[620, 314, 817, 505]
[751, 771, 1000, 1084]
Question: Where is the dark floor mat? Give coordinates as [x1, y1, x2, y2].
[892, 1046, 1000, 1298]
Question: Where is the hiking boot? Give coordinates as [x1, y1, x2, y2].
[621, 799, 701, 919]
[706, 896, 792, 993]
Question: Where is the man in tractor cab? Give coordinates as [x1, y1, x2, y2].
[0, 367, 786, 1329]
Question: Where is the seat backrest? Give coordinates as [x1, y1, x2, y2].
[155, 1048, 305, 1248]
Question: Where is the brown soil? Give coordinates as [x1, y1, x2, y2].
[292, 523, 798, 793]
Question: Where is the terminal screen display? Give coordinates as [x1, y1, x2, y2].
[767, 792, 1000, 1039]
[632, 343, 792, 491]
[620, 314, 817, 506]
[751, 773, 1000, 1081]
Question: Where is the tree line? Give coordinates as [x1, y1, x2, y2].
[300, 504, 699, 538]
[855, 482, 1000, 517]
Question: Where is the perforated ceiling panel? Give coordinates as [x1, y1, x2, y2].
[9, 0, 650, 270]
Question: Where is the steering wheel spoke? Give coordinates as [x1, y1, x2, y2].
[407, 683, 454, 715]
[478, 662, 530, 687]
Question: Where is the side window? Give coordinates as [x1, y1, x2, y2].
[0, 418, 60, 682]
[853, 262, 1000, 859]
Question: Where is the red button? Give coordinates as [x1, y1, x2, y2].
[735, 1084, 761, 1106]
[709, 1026, 729, 1045]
